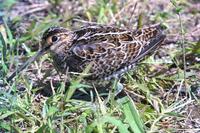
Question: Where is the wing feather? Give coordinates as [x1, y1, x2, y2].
[70, 25, 165, 79]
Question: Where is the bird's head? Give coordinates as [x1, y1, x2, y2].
[41, 26, 74, 52]
[3, 26, 75, 84]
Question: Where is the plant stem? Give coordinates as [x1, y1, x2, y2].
[178, 13, 186, 86]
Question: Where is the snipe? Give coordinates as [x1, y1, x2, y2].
[6, 24, 166, 83]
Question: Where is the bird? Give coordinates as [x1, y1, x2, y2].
[42, 24, 166, 80]
[5, 24, 166, 84]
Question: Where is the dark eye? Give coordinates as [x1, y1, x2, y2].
[51, 36, 58, 42]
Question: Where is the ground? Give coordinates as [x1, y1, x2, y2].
[0, 0, 200, 132]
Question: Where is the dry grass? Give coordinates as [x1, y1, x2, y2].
[0, 0, 200, 132]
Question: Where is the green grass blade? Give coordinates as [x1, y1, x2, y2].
[102, 116, 129, 133]
[86, 115, 129, 133]
[0, 32, 8, 75]
[119, 96, 145, 133]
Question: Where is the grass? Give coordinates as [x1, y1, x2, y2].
[0, 0, 200, 132]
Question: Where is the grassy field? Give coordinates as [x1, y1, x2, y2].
[0, 0, 200, 132]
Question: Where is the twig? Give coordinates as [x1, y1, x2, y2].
[176, 79, 184, 101]
[21, 3, 50, 17]
[125, 89, 145, 99]
[109, 1, 137, 25]
[73, 18, 100, 25]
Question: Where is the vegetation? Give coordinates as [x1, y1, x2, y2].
[0, 0, 199, 132]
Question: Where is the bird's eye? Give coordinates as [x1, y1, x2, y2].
[51, 36, 58, 42]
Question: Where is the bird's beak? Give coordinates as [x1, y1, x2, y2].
[6, 47, 48, 82]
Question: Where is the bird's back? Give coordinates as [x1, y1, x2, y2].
[51, 25, 166, 80]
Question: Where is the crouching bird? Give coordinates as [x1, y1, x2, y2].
[4, 25, 166, 92]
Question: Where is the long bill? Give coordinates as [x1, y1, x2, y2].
[6, 46, 49, 83]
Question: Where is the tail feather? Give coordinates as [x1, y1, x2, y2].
[131, 25, 166, 64]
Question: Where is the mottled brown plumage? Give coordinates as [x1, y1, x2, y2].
[3, 24, 165, 85]
[42, 25, 166, 80]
